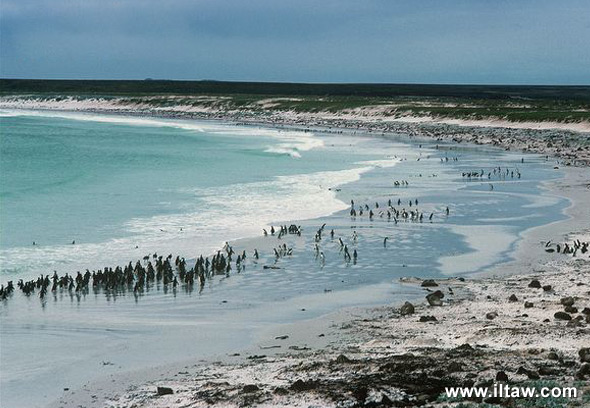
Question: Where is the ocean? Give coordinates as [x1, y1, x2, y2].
[0, 111, 568, 407]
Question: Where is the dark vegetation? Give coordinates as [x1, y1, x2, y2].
[1, 79, 589, 123]
[2, 79, 590, 100]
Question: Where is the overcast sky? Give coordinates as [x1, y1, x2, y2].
[1, 0, 589, 84]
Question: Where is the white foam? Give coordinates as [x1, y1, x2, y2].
[1, 109, 325, 158]
[0, 165, 376, 279]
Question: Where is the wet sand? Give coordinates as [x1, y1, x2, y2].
[46, 157, 590, 407]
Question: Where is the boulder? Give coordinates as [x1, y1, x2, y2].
[290, 379, 318, 392]
[560, 296, 575, 307]
[335, 354, 352, 364]
[579, 348, 590, 363]
[554, 311, 572, 321]
[400, 301, 415, 316]
[542, 285, 552, 292]
[242, 384, 260, 393]
[496, 371, 509, 382]
[516, 366, 540, 380]
[564, 305, 578, 313]
[524, 301, 534, 308]
[486, 312, 498, 320]
[426, 290, 444, 306]
[419, 315, 437, 322]
[156, 386, 174, 396]
[421, 279, 438, 287]
[528, 280, 542, 289]
[576, 363, 590, 380]
[508, 294, 518, 302]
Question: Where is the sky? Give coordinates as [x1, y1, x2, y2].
[1, 0, 589, 84]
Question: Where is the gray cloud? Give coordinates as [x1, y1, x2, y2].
[1, 0, 589, 83]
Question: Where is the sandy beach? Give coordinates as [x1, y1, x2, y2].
[19, 107, 586, 408]
[3, 1, 590, 406]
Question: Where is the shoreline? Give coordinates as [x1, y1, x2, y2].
[1, 102, 589, 166]
[26, 109, 590, 407]
[49, 260, 590, 407]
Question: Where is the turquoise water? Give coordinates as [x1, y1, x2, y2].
[0, 111, 569, 408]
[0, 111, 384, 278]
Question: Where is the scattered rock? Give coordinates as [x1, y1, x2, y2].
[516, 366, 540, 380]
[426, 290, 444, 306]
[524, 301, 534, 308]
[554, 311, 572, 321]
[496, 371, 509, 382]
[508, 294, 518, 302]
[157, 386, 174, 396]
[582, 307, 590, 315]
[290, 379, 318, 392]
[242, 384, 260, 393]
[579, 348, 590, 363]
[274, 387, 289, 395]
[335, 354, 352, 364]
[547, 351, 560, 361]
[542, 285, 552, 292]
[486, 311, 498, 320]
[419, 315, 437, 322]
[560, 296, 575, 307]
[421, 279, 438, 287]
[528, 280, 541, 288]
[576, 363, 590, 380]
[564, 305, 578, 313]
[400, 301, 415, 316]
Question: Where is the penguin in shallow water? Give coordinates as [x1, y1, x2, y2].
[383, 237, 388, 247]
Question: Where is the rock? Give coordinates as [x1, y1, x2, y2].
[560, 296, 575, 307]
[547, 351, 560, 361]
[496, 371, 509, 382]
[554, 311, 572, 321]
[508, 294, 518, 302]
[538, 365, 560, 376]
[579, 348, 590, 363]
[157, 386, 174, 396]
[448, 361, 463, 373]
[421, 279, 438, 287]
[274, 387, 289, 395]
[458, 277, 465, 282]
[542, 285, 552, 292]
[576, 363, 590, 380]
[400, 301, 415, 316]
[290, 379, 318, 392]
[242, 384, 260, 393]
[516, 367, 540, 380]
[419, 315, 437, 322]
[352, 386, 368, 402]
[524, 301, 534, 308]
[582, 307, 590, 315]
[426, 290, 444, 306]
[528, 280, 542, 288]
[335, 354, 352, 364]
[564, 305, 578, 313]
[486, 312, 498, 320]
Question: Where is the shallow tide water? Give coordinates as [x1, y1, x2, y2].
[0, 111, 568, 407]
